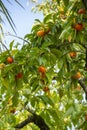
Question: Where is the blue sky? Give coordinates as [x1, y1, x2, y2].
[3, 0, 43, 43]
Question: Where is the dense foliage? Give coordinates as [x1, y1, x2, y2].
[0, 0, 87, 129]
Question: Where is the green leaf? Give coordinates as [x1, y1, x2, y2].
[65, 106, 74, 116]
[10, 40, 14, 51]
[1, 77, 9, 88]
[30, 47, 40, 56]
[32, 24, 42, 32]
[12, 92, 19, 106]
[3, 63, 17, 74]
[56, 0, 60, 4]
[35, 19, 42, 23]
[43, 13, 52, 23]
[48, 109, 59, 122]
[50, 53, 57, 65]
[50, 49, 61, 58]
[0, 120, 4, 127]
[7, 114, 16, 124]
[63, 0, 69, 6]
[38, 95, 54, 106]
[76, 121, 86, 129]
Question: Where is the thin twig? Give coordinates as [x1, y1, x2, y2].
[0, 41, 11, 56]
[4, 32, 30, 44]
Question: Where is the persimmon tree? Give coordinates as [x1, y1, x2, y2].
[0, 0, 87, 129]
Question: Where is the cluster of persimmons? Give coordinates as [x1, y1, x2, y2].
[69, 51, 82, 80]
[38, 66, 50, 94]
[2, 7, 86, 115]
[7, 56, 23, 79]
[73, 8, 86, 31]
[68, 8, 86, 80]
[7, 56, 50, 93]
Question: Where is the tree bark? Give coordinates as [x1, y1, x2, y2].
[78, 79, 87, 100]
[15, 112, 49, 130]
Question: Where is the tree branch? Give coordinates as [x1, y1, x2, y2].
[15, 115, 34, 129]
[78, 79, 87, 100]
[85, 49, 87, 69]
[3, 32, 30, 44]
[15, 110, 49, 130]
[0, 41, 12, 57]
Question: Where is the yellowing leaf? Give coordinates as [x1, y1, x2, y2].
[68, 35, 72, 42]
[73, 18, 76, 24]
[2, 78, 9, 88]
[0, 63, 5, 69]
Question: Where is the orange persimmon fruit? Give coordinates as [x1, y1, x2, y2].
[85, 115, 87, 121]
[69, 52, 77, 58]
[78, 8, 86, 14]
[74, 23, 83, 31]
[36, 29, 45, 37]
[43, 86, 49, 92]
[72, 72, 82, 79]
[15, 72, 23, 79]
[7, 56, 13, 63]
[38, 66, 46, 74]
[10, 107, 16, 114]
